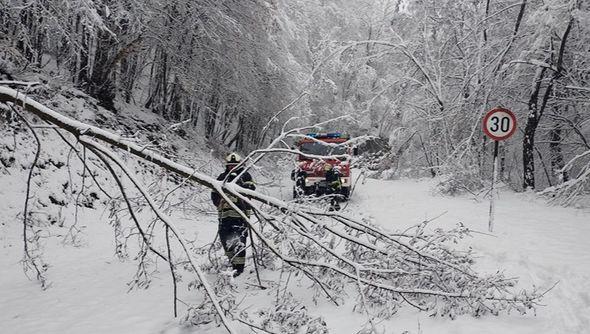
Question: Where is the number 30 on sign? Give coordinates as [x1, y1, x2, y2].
[482, 108, 517, 141]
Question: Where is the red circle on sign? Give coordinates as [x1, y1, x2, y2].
[482, 108, 517, 141]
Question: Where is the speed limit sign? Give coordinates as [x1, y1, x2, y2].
[483, 108, 517, 141]
[482, 107, 517, 233]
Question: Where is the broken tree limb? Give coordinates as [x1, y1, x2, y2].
[1, 85, 545, 323]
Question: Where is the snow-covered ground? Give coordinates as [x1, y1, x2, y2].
[351, 177, 590, 333]
[2, 163, 589, 333]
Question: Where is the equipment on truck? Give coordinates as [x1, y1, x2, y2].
[291, 132, 353, 200]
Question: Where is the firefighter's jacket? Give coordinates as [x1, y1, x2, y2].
[325, 169, 342, 190]
[211, 167, 256, 219]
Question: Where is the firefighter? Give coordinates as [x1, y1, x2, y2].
[211, 153, 256, 277]
[324, 163, 342, 211]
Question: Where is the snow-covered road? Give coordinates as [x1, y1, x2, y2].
[1, 174, 589, 333]
[349, 176, 590, 334]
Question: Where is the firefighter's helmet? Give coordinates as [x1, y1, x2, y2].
[225, 152, 242, 166]
[323, 163, 333, 171]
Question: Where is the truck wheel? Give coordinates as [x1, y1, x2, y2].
[294, 175, 306, 199]
[294, 185, 307, 199]
[340, 187, 351, 200]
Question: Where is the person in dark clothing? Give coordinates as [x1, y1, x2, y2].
[211, 153, 256, 277]
[324, 164, 342, 211]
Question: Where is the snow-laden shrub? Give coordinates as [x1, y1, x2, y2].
[256, 293, 329, 334]
[435, 162, 485, 196]
[352, 151, 388, 171]
[182, 300, 220, 327]
[0, 40, 25, 78]
[183, 271, 238, 328]
[540, 150, 590, 207]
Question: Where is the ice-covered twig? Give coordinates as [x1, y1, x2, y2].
[52, 129, 114, 199]
[166, 118, 192, 132]
[258, 91, 309, 146]
[11, 106, 49, 289]
[540, 149, 590, 205]
[91, 148, 168, 262]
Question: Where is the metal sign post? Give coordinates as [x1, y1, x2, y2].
[489, 140, 500, 232]
[482, 108, 517, 232]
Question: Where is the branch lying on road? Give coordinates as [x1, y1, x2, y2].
[1, 85, 545, 331]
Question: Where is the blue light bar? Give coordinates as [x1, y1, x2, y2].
[305, 132, 346, 138]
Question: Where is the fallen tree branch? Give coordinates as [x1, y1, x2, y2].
[1, 85, 542, 327]
[11, 105, 49, 289]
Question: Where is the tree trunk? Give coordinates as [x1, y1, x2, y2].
[205, 91, 219, 139]
[522, 18, 572, 190]
[121, 54, 138, 103]
[145, 48, 169, 116]
[549, 122, 568, 183]
[522, 116, 539, 190]
[89, 28, 117, 111]
[522, 63, 547, 190]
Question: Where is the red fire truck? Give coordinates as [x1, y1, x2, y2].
[291, 132, 353, 199]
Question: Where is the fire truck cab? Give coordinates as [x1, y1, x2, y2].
[291, 132, 353, 199]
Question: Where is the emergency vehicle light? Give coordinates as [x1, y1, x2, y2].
[305, 132, 347, 138]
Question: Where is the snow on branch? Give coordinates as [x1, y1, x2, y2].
[540, 150, 590, 206]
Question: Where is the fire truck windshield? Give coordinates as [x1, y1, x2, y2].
[299, 142, 347, 157]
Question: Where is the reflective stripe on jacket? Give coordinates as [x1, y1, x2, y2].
[211, 167, 256, 219]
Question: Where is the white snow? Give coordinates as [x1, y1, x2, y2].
[1, 143, 590, 333]
[350, 177, 590, 333]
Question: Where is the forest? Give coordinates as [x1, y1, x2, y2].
[3, 0, 589, 194]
